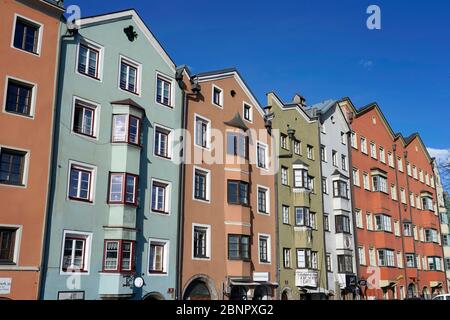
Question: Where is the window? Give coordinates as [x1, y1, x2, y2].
[5, 79, 33, 116]
[259, 235, 270, 263]
[324, 215, 330, 231]
[293, 169, 309, 189]
[378, 249, 395, 267]
[379, 147, 385, 163]
[403, 223, 412, 237]
[151, 179, 170, 214]
[351, 132, 357, 149]
[243, 103, 252, 121]
[338, 255, 353, 273]
[397, 252, 403, 268]
[413, 166, 418, 179]
[341, 155, 347, 171]
[320, 145, 327, 162]
[322, 177, 328, 194]
[227, 132, 247, 158]
[363, 173, 370, 190]
[366, 213, 373, 231]
[405, 254, 416, 268]
[257, 142, 268, 169]
[360, 137, 367, 154]
[397, 157, 404, 172]
[370, 142, 377, 159]
[310, 212, 317, 229]
[228, 235, 250, 260]
[388, 152, 394, 167]
[0, 148, 26, 186]
[103, 240, 134, 272]
[440, 213, 449, 225]
[61, 231, 91, 273]
[297, 249, 318, 269]
[333, 180, 348, 198]
[294, 140, 301, 155]
[227, 180, 249, 206]
[295, 207, 311, 227]
[428, 257, 442, 271]
[154, 126, 172, 159]
[369, 248, 377, 266]
[281, 167, 289, 186]
[108, 173, 138, 206]
[442, 234, 450, 246]
[391, 185, 397, 200]
[257, 186, 269, 214]
[193, 226, 209, 259]
[156, 75, 172, 106]
[425, 173, 430, 186]
[400, 188, 406, 204]
[307, 145, 314, 160]
[422, 196, 434, 211]
[375, 214, 392, 232]
[341, 132, 347, 145]
[282, 205, 290, 224]
[358, 247, 366, 266]
[112, 114, 141, 145]
[13, 17, 40, 54]
[445, 258, 450, 271]
[413, 226, 418, 240]
[332, 150, 338, 166]
[280, 134, 288, 150]
[284, 248, 291, 268]
[0, 228, 17, 264]
[419, 169, 424, 183]
[212, 85, 223, 107]
[353, 168, 360, 187]
[72, 99, 96, 138]
[407, 162, 412, 176]
[416, 195, 422, 209]
[194, 168, 210, 201]
[308, 176, 315, 193]
[119, 58, 139, 94]
[149, 240, 168, 273]
[335, 215, 351, 234]
[355, 210, 363, 229]
[394, 221, 400, 236]
[195, 115, 210, 149]
[326, 254, 332, 271]
[424, 229, 439, 243]
[372, 175, 388, 193]
[68, 163, 94, 202]
[77, 43, 100, 79]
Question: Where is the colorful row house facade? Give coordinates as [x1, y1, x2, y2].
[179, 68, 278, 300]
[340, 99, 448, 300]
[40, 10, 183, 300]
[0, 0, 64, 300]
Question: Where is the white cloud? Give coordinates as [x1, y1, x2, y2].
[427, 148, 450, 163]
[359, 59, 374, 70]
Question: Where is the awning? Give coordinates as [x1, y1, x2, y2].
[229, 280, 278, 287]
[300, 287, 330, 295]
[430, 281, 443, 288]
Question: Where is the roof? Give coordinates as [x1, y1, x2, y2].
[308, 99, 337, 114]
[224, 113, 249, 132]
[267, 92, 316, 124]
[292, 159, 309, 167]
[41, 0, 65, 10]
[331, 169, 349, 179]
[79, 9, 176, 72]
[111, 98, 146, 114]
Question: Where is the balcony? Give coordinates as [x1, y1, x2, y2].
[295, 269, 318, 288]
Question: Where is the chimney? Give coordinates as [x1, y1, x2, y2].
[292, 93, 306, 107]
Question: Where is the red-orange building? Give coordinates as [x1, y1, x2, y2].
[0, 0, 63, 299]
[340, 98, 448, 300]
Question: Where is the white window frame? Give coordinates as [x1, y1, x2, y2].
[151, 178, 172, 215]
[3, 75, 38, 119]
[0, 144, 30, 188]
[192, 223, 211, 261]
[75, 38, 104, 81]
[366, 213, 373, 231]
[353, 168, 360, 187]
[70, 96, 100, 140]
[118, 55, 142, 96]
[282, 205, 290, 224]
[242, 101, 253, 123]
[388, 152, 394, 168]
[379, 147, 385, 164]
[256, 141, 269, 170]
[351, 132, 358, 149]
[211, 84, 224, 108]
[258, 233, 271, 264]
[192, 166, 211, 203]
[155, 71, 175, 108]
[67, 160, 96, 204]
[358, 246, 366, 266]
[360, 137, 367, 154]
[370, 142, 377, 159]
[60, 230, 92, 275]
[194, 113, 211, 150]
[11, 14, 44, 56]
[153, 123, 173, 160]
[307, 145, 314, 160]
[397, 157, 404, 172]
[147, 238, 169, 276]
[355, 209, 363, 229]
[256, 184, 270, 215]
[363, 172, 370, 191]
[0, 224, 22, 267]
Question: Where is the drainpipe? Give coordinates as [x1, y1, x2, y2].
[393, 145, 409, 297]
[175, 79, 188, 300]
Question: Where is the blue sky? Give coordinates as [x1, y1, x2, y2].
[66, 0, 450, 160]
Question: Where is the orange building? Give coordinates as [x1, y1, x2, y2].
[178, 68, 278, 300]
[0, 0, 63, 299]
[339, 99, 448, 299]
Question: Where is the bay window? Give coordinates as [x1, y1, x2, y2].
[372, 175, 388, 193]
[108, 173, 138, 206]
[293, 169, 309, 189]
[228, 235, 250, 260]
[428, 257, 442, 271]
[112, 114, 141, 145]
[295, 207, 311, 227]
[227, 180, 249, 206]
[335, 215, 351, 234]
[103, 240, 134, 272]
[333, 180, 348, 198]
[378, 249, 395, 267]
[337, 255, 353, 273]
[375, 214, 392, 232]
[297, 249, 318, 269]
